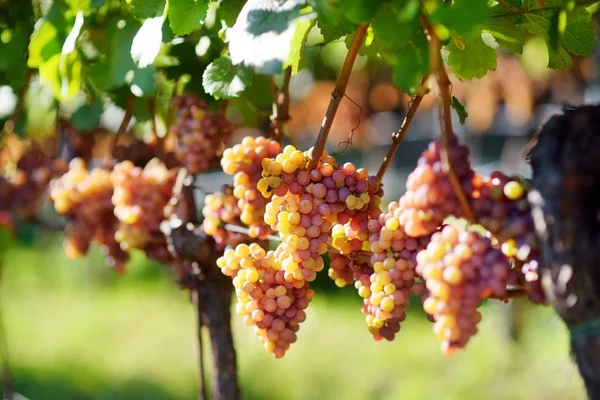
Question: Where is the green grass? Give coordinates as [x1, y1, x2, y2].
[0, 236, 588, 400]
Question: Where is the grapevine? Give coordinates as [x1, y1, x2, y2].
[1, 0, 598, 399]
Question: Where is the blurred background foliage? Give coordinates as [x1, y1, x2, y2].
[2, 0, 600, 399]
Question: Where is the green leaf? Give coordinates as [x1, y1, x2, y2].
[372, 3, 419, 50]
[285, 19, 315, 74]
[445, 33, 497, 81]
[71, 99, 104, 131]
[450, 96, 468, 125]
[131, 17, 164, 68]
[486, 0, 597, 68]
[309, 0, 356, 42]
[391, 37, 429, 95]
[431, 0, 489, 36]
[218, 0, 246, 28]
[341, 0, 383, 24]
[228, 0, 317, 74]
[128, 0, 166, 19]
[0, 23, 33, 71]
[203, 56, 254, 99]
[88, 15, 156, 94]
[167, 0, 209, 35]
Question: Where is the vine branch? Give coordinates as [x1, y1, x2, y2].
[308, 23, 370, 170]
[269, 67, 292, 142]
[421, 15, 475, 222]
[376, 75, 429, 181]
[106, 93, 135, 166]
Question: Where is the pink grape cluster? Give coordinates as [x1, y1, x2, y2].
[399, 138, 475, 237]
[259, 145, 381, 283]
[416, 225, 513, 355]
[217, 243, 314, 358]
[221, 136, 281, 239]
[202, 185, 246, 251]
[170, 93, 232, 174]
[360, 201, 430, 341]
[328, 251, 374, 288]
[110, 159, 175, 263]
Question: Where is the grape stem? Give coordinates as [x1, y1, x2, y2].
[376, 75, 430, 181]
[488, 288, 529, 302]
[421, 15, 475, 222]
[269, 67, 292, 142]
[307, 23, 370, 170]
[148, 98, 165, 161]
[106, 93, 135, 167]
[223, 223, 281, 242]
[1, 69, 33, 143]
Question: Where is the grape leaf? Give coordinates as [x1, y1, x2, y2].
[450, 96, 468, 125]
[430, 0, 489, 36]
[391, 36, 429, 95]
[227, 0, 317, 75]
[340, 0, 382, 24]
[167, 0, 209, 35]
[88, 16, 156, 94]
[445, 33, 497, 81]
[218, 0, 246, 28]
[128, 0, 166, 19]
[285, 19, 315, 74]
[485, 0, 596, 69]
[309, 0, 356, 42]
[71, 99, 104, 131]
[28, 5, 83, 101]
[372, 2, 419, 50]
[131, 16, 164, 68]
[0, 23, 33, 71]
[203, 56, 254, 98]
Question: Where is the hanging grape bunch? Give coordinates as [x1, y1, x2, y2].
[111, 159, 176, 263]
[49, 158, 128, 272]
[202, 184, 247, 251]
[170, 93, 232, 174]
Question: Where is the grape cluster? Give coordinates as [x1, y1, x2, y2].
[221, 136, 281, 239]
[217, 243, 314, 358]
[470, 172, 545, 304]
[399, 138, 475, 237]
[259, 145, 380, 282]
[360, 201, 430, 341]
[328, 251, 374, 288]
[111, 159, 176, 263]
[170, 93, 232, 174]
[202, 185, 246, 250]
[1, 144, 67, 220]
[49, 159, 128, 272]
[416, 225, 513, 355]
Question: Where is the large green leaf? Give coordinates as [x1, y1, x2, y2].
[227, 0, 317, 75]
[203, 56, 254, 99]
[484, 0, 596, 69]
[309, 0, 356, 43]
[167, 0, 209, 35]
[88, 15, 156, 95]
[128, 0, 166, 19]
[131, 17, 164, 68]
[445, 32, 497, 81]
[391, 38, 429, 95]
[430, 0, 489, 36]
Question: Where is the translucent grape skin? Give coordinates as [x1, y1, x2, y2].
[110, 158, 176, 264]
[49, 158, 129, 272]
[170, 93, 232, 174]
[202, 184, 247, 250]
[217, 243, 314, 358]
[399, 137, 475, 238]
[416, 225, 513, 355]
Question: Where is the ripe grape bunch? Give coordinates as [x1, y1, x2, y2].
[111, 159, 176, 263]
[202, 185, 247, 251]
[221, 136, 281, 239]
[49, 158, 128, 272]
[258, 145, 377, 283]
[217, 243, 314, 358]
[399, 138, 475, 237]
[470, 172, 545, 304]
[360, 201, 430, 341]
[417, 225, 513, 355]
[170, 93, 232, 174]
